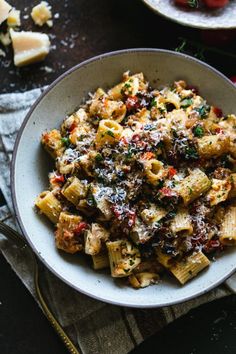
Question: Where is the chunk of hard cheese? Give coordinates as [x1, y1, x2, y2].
[31, 1, 52, 27]
[0, 0, 12, 25]
[10, 29, 50, 67]
[7, 8, 21, 27]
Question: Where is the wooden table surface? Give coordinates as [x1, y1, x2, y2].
[0, 1, 236, 354]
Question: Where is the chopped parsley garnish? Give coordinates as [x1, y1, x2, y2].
[150, 98, 157, 108]
[193, 125, 204, 138]
[124, 82, 131, 89]
[184, 146, 199, 160]
[95, 153, 103, 163]
[61, 137, 70, 147]
[121, 82, 132, 95]
[181, 98, 193, 108]
[106, 130, 115, 138]
[87, 193, 97, 207]
[188, 187, 193, 195]
[195, 104, 210, 119]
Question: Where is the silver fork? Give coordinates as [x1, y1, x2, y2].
[0, 221, 80, 354]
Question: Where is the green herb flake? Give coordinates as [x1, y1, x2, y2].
[181, 98, 193, 108]
[188, 187, 193, 195]
[195, 104, 210, 119]
[193, 125, 204, 138]
[106, 130, 115, 138]
[150, 98, 157, 108]
[95, 153, 103, 163]
[124, 83, 131, 89]
[61, 137, 70, 147]
[87, 193, 97, 207]
[185, 146, 199, 160]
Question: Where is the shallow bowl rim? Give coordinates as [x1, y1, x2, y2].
[11, 48, 236, 308]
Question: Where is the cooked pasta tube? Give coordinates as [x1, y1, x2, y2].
[128, 272, 159, 289]
[229, 174, 236, 199]
[106, 240, 141, 277]
[95, 119, 123, 148]
[141, 204, 168, 225]
[164, 90, 181, 109]
[196, 135, 230, 159]
[206, 178, 231, 206]
[219, 206, 236, 246]
[174, 168, 211, 205]
[170, 251, 210, 285]
[89, 98, 126, 123]
[62, 177, 87, 206]
[55, 212, 83, 254]
[155, 248, 173, 268]
[170, 208, 193, 235]
[92, 252, 110, 270]
[35, 190, 62, 223]
[41, 129, 65, 158]
[84, 223, 109, 255]
[143, 159, 167, 184]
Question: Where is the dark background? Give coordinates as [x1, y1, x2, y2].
[0, 0, 236, 353]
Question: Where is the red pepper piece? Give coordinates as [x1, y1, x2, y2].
[74, 222, 88, 235]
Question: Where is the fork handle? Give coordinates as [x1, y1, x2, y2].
[0, 221, 80, 354]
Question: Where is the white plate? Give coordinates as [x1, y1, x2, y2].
[142, 0, 236, 29]
[12, 49, 236, 308]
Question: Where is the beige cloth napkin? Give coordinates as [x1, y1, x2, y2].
[0, 89, 235, 354]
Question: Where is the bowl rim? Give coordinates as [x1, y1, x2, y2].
[141, 0, 236, 30]
[11, 48, 236, 308]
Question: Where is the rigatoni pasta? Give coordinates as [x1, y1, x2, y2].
[35, 71, 236, 288]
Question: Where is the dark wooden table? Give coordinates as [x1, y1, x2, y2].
[0, 1, 236, 353]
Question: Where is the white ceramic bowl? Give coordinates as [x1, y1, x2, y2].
[12, 49, 236, 308]
[142, 0, 236, 29]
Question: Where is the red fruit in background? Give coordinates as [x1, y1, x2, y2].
[201, 29, 236, 47]
[175, 0, 198, 7]
[175, 0, 189, 6]
[230, 76, 236, 85]
[203, 0, 229, 9]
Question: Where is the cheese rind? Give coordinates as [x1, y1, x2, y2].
[31, 1, 52, 27]
[7, 8, 21, 27]
[0, 0, 12, 25]
[10, 29, 50, 67]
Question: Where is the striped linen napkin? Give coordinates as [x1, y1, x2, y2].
[0, 88, 235, 354]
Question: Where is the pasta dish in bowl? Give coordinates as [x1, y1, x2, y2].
[35, 71, 236, 289]
[12, 49, 236, 307]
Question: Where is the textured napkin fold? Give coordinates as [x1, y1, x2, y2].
[0, 88, 235, 354]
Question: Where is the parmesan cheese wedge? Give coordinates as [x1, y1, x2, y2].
[31, 1, 52, 27]
[10, 29, 50, 67]
[0, 0, 12, 25]
[7, 8, 21, 27]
